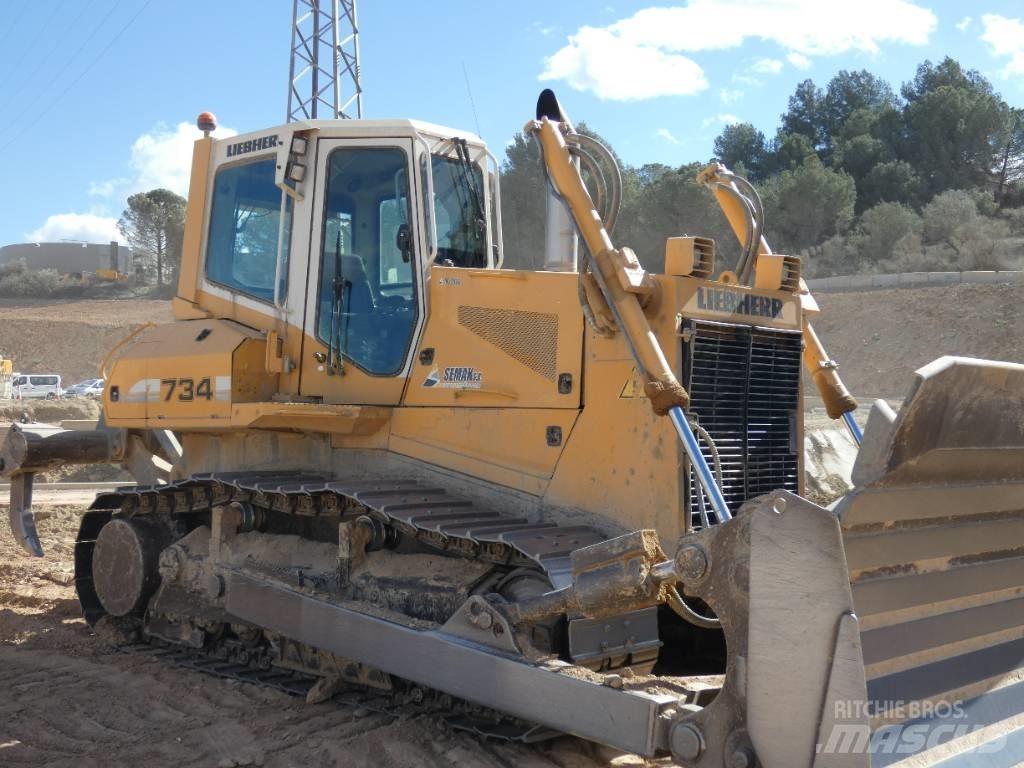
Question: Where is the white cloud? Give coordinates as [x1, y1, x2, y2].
[720, 88, 744, 103]
[90, 121, 237, 202]
[609, 0, 935, 54]
[88, 178, 128, 198]
[131, 121, 237, 196]
[25, 213, 124, 244]
[732, 73, 761, 86]
[752, 57, 784, 74]
[656, 128, 680, 144]
[956, 16, 973, 32]
[981, 14, 1024, 76]
[702, 113, 742, 128]
[30, 120, 237, 246]
[787, 52, 812, 69]
[540, 26, 707, 100]
[540, 0, 935, 100]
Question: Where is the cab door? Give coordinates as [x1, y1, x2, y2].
[299, 138, 425, 405]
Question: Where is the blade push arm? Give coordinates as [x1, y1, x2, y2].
[530, 117, 732, 521]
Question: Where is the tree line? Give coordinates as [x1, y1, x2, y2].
[105, 56, 1024, 296]
[500, 57, 1024, 277]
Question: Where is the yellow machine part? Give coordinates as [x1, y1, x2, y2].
[403, 267, 584, 409]
[95, 268, 128, 282]
[104, 319, 277, 427]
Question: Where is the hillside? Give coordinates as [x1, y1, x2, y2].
[0, 283, 1021, 397]
[813, 282, 1024, 398]
[0, 298, 174, 384]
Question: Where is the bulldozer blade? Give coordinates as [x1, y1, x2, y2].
[835, 356, 1024, 765]
[8, 471, 42, 557]
[668, 490, 871, 768]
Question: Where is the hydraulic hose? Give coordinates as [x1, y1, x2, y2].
[568, 133, 623, 235]
[667, 585, 721, 630]
[723, 172, 766, 285]
[533, 117, 732, 522]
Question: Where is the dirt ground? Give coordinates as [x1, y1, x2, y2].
[0, 508, 649, 768]
[0, 298, 173, 384]
[813, 282, 1024, 399]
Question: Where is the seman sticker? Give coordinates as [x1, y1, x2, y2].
[422, 366, 484, 389]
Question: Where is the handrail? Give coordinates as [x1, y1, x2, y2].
[482, 146, 505, 269]
[414, 132, 439, 274]
[99, 323, 155, 379]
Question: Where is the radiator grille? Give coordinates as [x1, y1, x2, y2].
[682, 320, 802, 527]
[458, 306, 558, 381]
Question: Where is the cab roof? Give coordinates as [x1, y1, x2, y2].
[218, 118, 485, 147]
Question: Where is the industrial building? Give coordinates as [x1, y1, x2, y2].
[0, 241, 133, 276]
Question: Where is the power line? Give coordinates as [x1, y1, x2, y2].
[7, 0, 69, 82]
[0, 0, 124, 138]
[0, 4, 30, 51]
[1, 0, 92, 110]
[0, 0, 153, 153]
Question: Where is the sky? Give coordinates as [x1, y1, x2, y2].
[2, 0, 1024, 247]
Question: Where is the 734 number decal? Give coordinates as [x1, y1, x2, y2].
[161, 377, 213, 401]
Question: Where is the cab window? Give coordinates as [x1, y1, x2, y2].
[317, 147, 417, 376]
[431, 155, 486, 268]
[206, 158, 292, 302]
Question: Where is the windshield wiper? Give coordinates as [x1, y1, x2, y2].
[452, 138, 487, 256]
[327, 230, 350, 376]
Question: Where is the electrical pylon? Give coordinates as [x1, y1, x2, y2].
[287, 0, 363, 121]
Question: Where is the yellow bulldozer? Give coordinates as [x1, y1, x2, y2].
[4, 92, 1023, 767]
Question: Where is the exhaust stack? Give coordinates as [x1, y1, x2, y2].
[537, 89, 578, 272]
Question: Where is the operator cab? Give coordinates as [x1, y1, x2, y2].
[183, 116, 502, 404]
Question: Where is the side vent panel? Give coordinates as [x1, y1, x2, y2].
[665, 236, 715, 279]
[457, 306, 559, 381]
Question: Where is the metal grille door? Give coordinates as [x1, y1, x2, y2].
[682, 320, 802, 526]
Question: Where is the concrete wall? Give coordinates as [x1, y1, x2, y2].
[806, 270, 1024, 293]
[0, 242, 133, 274]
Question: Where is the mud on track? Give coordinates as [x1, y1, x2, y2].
[0, 508, 654, 768]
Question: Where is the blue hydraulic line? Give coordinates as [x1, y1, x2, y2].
[668, 406, 732, 522]
[842, 410, 863, 446]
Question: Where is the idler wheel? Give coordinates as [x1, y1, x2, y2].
[92, 518, 163, 617]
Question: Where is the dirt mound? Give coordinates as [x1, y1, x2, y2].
[0, 398, 102, 423]
[814, 282, 1024, 399]
[0, 298, 173, 384]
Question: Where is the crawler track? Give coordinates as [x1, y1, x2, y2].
[85, 470, 615, 589]
[71, 471, 659, 718]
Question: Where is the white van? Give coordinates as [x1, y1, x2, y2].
[13, 373, 62, 399]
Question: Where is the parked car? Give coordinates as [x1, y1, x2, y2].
[64, 378, 105, 398]
[12, 373, 62, 399]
